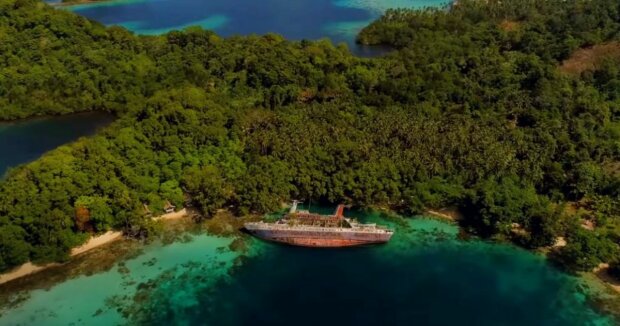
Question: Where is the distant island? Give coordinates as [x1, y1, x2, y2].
[0, 0, 619, 298]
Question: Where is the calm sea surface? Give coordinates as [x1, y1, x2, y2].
[65, 0, 448, 55]
[0, 112, 114, 177]
[0, 212, 614, 325]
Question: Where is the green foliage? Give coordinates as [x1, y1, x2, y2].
[159, 180, 184, 208]
[182, 166, 231, 217]
[75, 196, 113, 232]
[462, 176, 562, 247]
[0, 225, 31, 270]
[552, 227, 620, 272]
[464, 177, 541, 234]
[0, 0, 619, 272]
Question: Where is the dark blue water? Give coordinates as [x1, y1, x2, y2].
[65, 0, 446, 55]
[0, 112, 114, 177]
[193, 245, 597, 326]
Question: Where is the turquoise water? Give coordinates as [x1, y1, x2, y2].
[0, 112, 114, 177]
[0, 235, 244, 325]
[0, 212, 614, 325]
[64, 0, 448, 54]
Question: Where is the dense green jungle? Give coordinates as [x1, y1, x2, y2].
[0, 0, 619, 278]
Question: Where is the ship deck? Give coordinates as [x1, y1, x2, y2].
[244, 222, 393, 235]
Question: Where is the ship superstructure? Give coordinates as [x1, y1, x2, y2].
[244, 201, 394, 247]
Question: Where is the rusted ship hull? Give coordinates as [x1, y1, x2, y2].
[245, 226, 392, 247]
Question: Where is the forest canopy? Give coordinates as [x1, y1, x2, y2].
[0, 0, 619, 274]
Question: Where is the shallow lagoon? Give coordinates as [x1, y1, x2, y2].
[65, 0, 448, 54]
[0, 212, 614, 325]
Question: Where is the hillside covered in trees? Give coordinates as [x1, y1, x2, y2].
[0, 0, 619, 275]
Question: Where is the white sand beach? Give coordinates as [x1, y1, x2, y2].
[71, 231, 123, 256]
[153, 208, 188, 221]
[0, 230, 123, 285]
[0, 208, 189, 285]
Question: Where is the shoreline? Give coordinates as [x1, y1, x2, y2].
[424, 208, 462, 222]
[579, 271, 620, 320]
[0, 231, 122, 285]
[71, 230, 123, 256]
[0, 262, 61, 285]
[153, 208, 188, 221]
[423, 207, 620, 295]
[0, 110, 113, 125]
[594, 266, 620, 294]
[0, 209, 188, 285]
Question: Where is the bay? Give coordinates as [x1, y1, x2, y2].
[0, 112, 115, 177]
[64, 0, 448, 55]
